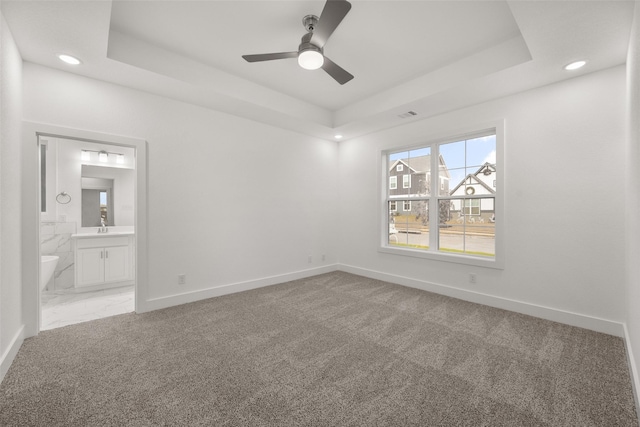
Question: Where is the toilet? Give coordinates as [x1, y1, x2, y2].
[40, 255, 59, 291]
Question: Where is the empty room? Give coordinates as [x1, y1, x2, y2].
[1, 0, 640, 425]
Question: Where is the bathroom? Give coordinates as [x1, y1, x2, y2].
[40, 136, 136, 330]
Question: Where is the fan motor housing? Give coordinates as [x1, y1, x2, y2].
[299, 32, 323, 56]
[302, 14, 319, 32]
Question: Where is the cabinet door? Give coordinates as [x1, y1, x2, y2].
[77, 247, 105, 287]
[104, 245, 130, 283]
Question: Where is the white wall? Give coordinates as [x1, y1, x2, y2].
[338, 65, 627, 334]
[0, 11, 24, 380]
[625, 1, 640, 402]
[23, 62, 339, 306]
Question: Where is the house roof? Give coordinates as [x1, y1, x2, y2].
[390, 155, 450, 179]
[390, 156, 431, 174]
[449, 162, 496, 195]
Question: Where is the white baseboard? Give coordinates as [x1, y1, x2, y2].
[0, 325, 24, 384]
[137, 264, 338, 313]
[338, 264, 625, 337]
[623, 323, 640, 425]
[135, 262, 623, 336]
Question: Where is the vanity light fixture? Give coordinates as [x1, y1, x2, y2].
[564, 60, 586, 71]
[58, 54, 81, 65]
[81, 148, 125, 164]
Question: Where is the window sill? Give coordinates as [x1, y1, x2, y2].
[379, 245, 504, 270]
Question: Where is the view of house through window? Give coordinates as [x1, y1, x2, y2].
[386, 132, 497, 259]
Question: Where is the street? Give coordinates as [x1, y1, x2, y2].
[390, 230, 495, 256]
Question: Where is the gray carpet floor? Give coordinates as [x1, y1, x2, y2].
[0, 271, 637, 426]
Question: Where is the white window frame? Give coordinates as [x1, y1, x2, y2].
[390, 201, 397, 212]
[403, 201, 411, 211]
[379, 121, 504, 269]
[402, 174, 411, 189]
[396, 164, 403, 172]
[389, 176, 397, 190]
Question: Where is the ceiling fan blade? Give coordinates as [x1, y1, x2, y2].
[242, 52, 297, 62]
[321, 56, 354, 85]
[311, 0, 351, 48]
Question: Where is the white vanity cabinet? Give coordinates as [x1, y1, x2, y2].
[74, 235, 133, 288]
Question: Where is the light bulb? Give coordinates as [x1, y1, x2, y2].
[564, 60, 586, 71]
[98, 151, 108, 162]
[298, 50, 324, 70]
[81, 150, 90, 161]
[116, 154, 124, 164]
[58, 54, 81, 65]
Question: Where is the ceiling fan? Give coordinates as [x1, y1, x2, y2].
[242, 0, 354, 85]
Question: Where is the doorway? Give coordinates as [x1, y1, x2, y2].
[24, 123, 148, 336]
[38, 136, 137, 330]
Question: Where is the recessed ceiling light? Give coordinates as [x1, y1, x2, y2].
[58, 54, 81, 65]
[564, 60, 586, 71]
[334, 134, 343, 140]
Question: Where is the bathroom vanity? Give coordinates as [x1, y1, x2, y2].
[72, 232, 134, 289]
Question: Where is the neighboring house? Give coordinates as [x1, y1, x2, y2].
[388, 155, 450, 214]
[449, 162, 496, 222]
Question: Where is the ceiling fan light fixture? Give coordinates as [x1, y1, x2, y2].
[242, 0, 353, 84]
[298, 49, 324, 70]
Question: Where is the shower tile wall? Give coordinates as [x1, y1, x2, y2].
[41, 221, 76, 291]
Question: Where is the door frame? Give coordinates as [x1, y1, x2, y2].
[23, 122, 148, 336]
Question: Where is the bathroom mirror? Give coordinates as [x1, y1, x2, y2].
[81, 177, 114, 226]
[81, 165, 135, 227]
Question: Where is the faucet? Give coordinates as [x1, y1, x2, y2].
[98, 219, 108, 233]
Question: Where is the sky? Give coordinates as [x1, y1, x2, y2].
[389, 135, 496, 188]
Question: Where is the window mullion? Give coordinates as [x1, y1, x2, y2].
[429, 143, 439, 251]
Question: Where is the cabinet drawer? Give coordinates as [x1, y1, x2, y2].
[76, 236, 130, 249]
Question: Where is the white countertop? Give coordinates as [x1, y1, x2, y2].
[71, 231, 135, 238]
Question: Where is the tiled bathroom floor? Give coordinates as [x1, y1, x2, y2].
[41, 285, 134, 331]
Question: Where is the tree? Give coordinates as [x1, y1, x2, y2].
[413, 176, 451, 225]
[414, 177, 429, 225]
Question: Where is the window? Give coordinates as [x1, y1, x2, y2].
[463, 198, 480, 215]
[389, 176, 397, 190]
[382, 125, 502, 268]
[397, 164, 403, 172]
[100, 191, 109, 224]
[40, 143, 47, 212]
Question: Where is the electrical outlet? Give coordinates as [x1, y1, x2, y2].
[178, 274, 186, 285]
[469, 273, 477, 284]
[308, 255, 312, 263]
